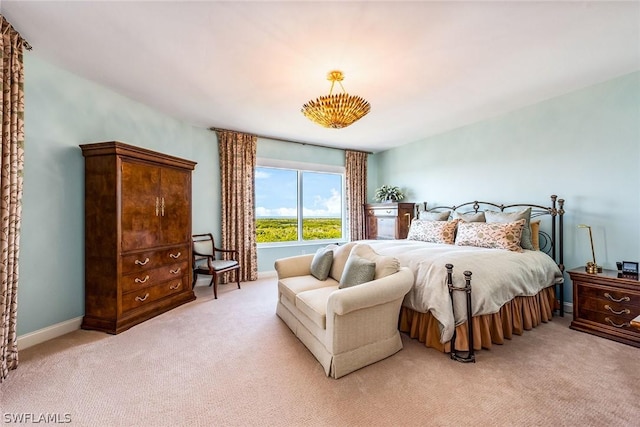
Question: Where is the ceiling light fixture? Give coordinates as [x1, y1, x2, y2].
[301, 70, 371, 129]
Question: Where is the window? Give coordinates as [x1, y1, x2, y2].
[255, 161, 345, 244]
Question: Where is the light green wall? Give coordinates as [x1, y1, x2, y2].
[20, 54, 363, 336]
[20, 55, 220, 335]
[372, 71, 640, 303]
[21, 52, 637, 336]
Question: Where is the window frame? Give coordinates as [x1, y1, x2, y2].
[255, 158, 347, 247]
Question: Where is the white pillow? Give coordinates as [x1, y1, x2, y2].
[350, 244, 399, 280]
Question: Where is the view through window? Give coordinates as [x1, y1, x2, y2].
[255, 165, 344, 244]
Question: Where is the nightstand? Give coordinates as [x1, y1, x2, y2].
[568, 267, 640, 348]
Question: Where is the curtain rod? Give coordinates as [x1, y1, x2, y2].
[209, 127, 372, 155]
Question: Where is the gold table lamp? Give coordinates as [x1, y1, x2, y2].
[578, 224, 602, 274]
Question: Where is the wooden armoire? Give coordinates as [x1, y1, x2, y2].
[80, 141, 197, 334]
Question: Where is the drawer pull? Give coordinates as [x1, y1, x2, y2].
[605, 317, 630, 329]
[170, 268, 181, 275]
[169, 252, 181, 259]
[135, 293, 150, 302]
[135, 258, 150, 266]
[134, 275, 150, 284]
[604, 304, 630, 315]
[169, 282, 181, 290]
[604, 292, 630, 303]
[385, 210, 392, 214]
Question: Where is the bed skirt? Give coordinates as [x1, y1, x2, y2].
[399, 286, 556, 352]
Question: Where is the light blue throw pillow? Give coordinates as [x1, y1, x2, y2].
[338, 254, 376, 289]
[310, 246, 334, 281]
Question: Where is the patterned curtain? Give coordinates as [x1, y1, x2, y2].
[0, 17, 25, 383]
[345, 150, 367, 241]
[216, 130, 258, 282]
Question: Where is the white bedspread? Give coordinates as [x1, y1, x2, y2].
[358, 240, 564, 343]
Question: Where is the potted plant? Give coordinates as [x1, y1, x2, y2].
[374, 185, 405, 203]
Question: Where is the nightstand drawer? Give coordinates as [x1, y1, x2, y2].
[577, 284, 640, 309]
[576, 309, 640, 335]
[578, 297, 639, 321]
[368, 207, 397, 217]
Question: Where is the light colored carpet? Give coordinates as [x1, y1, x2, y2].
[2, 274, 638, 426]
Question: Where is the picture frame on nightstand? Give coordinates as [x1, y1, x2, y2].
[621, 261, 639, 280]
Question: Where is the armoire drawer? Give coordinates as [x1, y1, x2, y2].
[121, 261, 188, 292]
[122, 277, 187, 313]
[121, 245, 189, 275]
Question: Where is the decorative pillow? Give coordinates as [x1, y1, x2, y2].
[407, 219, 459, 245]
[419, 210, 451, 221]
[310, 246, 334, 280]
[485, 208, 534, 250]
[350, 244, 400, 279]
[455, 219, 526, 252]
[530, 220, 541, 251]
[329, 242, 357, 281]
[453, 211, 486, 222]
[338, 254, 376, 289]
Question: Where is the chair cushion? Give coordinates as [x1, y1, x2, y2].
[296, 286, 338, 329]
[210, 260, 239, 271]
[278, 276, 339, 305]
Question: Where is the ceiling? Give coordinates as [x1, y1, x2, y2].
[3, 1, 639, 153]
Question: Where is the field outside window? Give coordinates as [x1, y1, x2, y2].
[255, 166, 344, 244]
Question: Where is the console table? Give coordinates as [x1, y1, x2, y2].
[364, 202, 415, 240]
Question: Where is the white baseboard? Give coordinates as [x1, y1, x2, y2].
[258, 270, 277, 279]
[563, 302, 573, 314]
[14, 290, 572, 350]
[17, 316, 83, 350]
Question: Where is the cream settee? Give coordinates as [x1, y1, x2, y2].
[275, 242, 414, 379]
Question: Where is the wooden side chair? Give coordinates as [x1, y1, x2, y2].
[192, 233, 241, 299]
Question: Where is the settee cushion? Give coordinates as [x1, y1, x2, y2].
[351, 244, 400, 280]
[279, 275, 339, 304]
[339, 254, 376, 289]
[296, 286, 337, 329]
[310, 246, 334, 280]
[329, 242, 357, 282]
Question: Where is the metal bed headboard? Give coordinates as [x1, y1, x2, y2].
[416, 194, 565, 272]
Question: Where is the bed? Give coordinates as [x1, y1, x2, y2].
[358, 195, 565, 357]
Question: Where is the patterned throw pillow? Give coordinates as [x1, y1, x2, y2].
[310, 246, 334, 280]
[455, 219, 526, 252]
[407, 219, 459, 244]
[485, 208, 533, 250]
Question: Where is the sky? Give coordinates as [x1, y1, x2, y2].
[255, 167, 342, 218]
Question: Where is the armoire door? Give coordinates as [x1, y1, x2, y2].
[121, 160, 163, 251]
[159, 167, 191, 246]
